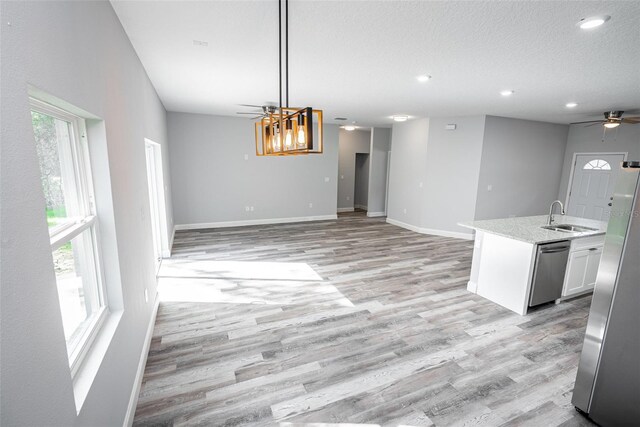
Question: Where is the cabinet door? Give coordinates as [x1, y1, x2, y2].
[583, 246, 603, 290]
[563, 249, 590, 297]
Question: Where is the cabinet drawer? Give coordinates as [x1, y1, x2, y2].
[570, 235, 605, 252]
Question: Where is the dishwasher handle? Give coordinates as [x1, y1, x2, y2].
[540, 246, 570, 254]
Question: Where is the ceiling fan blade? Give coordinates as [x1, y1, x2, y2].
[584, 122, 603, 128]
[238, 104, 264, 108]
[571, 120, 603, 125]
[236, 112, 262, 115]
[622, 117, 640, 124]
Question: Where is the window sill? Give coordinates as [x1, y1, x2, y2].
[71, 308, 123, 414]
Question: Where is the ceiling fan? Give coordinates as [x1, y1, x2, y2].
[572, 111, 640, 129]
[236, 104, 277, 120]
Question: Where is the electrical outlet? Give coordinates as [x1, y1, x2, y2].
[324, 177, 330, 182]
[244, 154, 249, 160]
[403, 208, 407, 214]
[419, 182, 423, 188]
[144, 288, 148, 303]
[340, 175, 344, 179]
[309, 203, 313, 208]
[245, 206, 250, 212]
[250, 206, 254, 211]
[487, 184, 493, 191]
[346, 196, 350, 201]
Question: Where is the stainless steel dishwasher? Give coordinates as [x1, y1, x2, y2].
[529, 240, 571, 307]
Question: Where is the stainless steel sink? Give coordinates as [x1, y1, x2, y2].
[541, 224, 598, 233]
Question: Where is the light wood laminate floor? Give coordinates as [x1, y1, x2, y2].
[134, 212, 596, 426]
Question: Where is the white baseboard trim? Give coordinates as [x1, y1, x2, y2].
[354, 204, 368, 211]
[175, 214, 338, 231]
[367, 211, 386, 218]
[386, 217, 474, 240]
[123, 295, 160, 427]
[467, 280, 478, 293]
[336, 207, 354, 213]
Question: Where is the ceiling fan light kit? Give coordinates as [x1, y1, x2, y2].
[571, 111, 640, 134]
[254, 0, 323, 156]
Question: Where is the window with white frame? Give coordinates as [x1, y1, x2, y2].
[31, 99, 107, 375]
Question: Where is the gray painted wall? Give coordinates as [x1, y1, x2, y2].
[337, 129, 371, 210]
[424, 116, 486, 235]
[475, 116, 569, 220]
[168, 113, 339, 225]
[354, 153, 370, 209]
[368, 127, 391, 215]
[558, 123, 640, 204]
[387, 118, 430, 226]
[1, 1, 171, 425]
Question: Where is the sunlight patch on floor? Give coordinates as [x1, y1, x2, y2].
[160, 259, 324, 281]
[157, 260, 354, 307]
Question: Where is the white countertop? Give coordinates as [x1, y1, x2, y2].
[459, 215, 607, 244]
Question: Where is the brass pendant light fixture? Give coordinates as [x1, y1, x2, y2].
[255, 0, 323, 156]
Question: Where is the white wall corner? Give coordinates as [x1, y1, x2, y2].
[163, 226, 176, 258]
[175, 214, 338, 231]
[123, 295, 160, 427]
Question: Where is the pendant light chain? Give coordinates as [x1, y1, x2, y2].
[285, 0, 289, 109]
[278, 0, 282, 115]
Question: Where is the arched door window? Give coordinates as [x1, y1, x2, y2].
[583, 159, 611, 170]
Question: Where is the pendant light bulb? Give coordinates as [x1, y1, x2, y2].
[285, 129, 293, 148]
[284, 119, 293, 148]
[297, 114, 306, 146]
[274, 126, 281, 151]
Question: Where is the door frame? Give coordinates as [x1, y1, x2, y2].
[144, 138, 170, 264]
[564, 151, 628, 209]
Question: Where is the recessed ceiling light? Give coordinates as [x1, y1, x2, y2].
[416, 74, 432, 83]
[392, 115, 409, 122]
[578, 15, 610, 29]
[343, 125, 356, 131]
[500, 90, 514, 96]
[566, 102, 578, 108]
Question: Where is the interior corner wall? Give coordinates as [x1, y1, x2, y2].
[1, 1, 170, 426]
[387, 118, 429, 227]
[423, 116, 486, 236]
[367, 127, 391, 215]
[474, 116, 569, 220]
[558, 123, 640, 203]
[337, 129, 371, 210]
[168, 113, 339, 226]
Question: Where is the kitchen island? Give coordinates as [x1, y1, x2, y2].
[459, 215, 607, 315]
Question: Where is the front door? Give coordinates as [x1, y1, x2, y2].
[566, 153, 625, 221]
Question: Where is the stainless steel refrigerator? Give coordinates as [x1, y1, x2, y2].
[572, 161, 640, 425]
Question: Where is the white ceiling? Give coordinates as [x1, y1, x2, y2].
[111, 1, 640, 127]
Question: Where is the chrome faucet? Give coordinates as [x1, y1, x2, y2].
[548, 200, 566, 225]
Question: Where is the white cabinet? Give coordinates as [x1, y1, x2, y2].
[562, 236, 604, 298]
